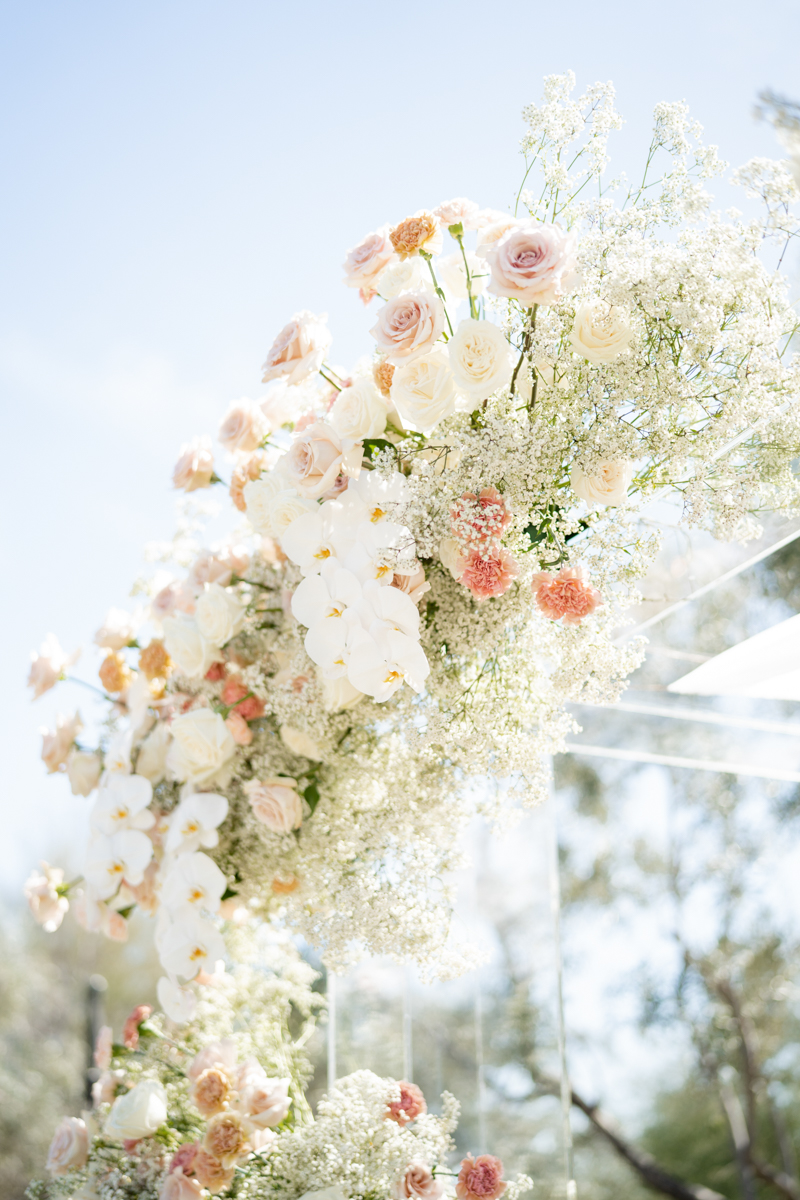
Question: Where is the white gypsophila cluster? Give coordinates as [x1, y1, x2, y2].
[25, 72, 800, 979]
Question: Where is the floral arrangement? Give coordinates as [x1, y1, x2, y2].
[25, 72, 800, 977]
[28, 929, 529, 1200]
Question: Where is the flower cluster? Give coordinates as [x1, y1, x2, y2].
[29, 938, 529, 1200]
[25, 73, 800, 974]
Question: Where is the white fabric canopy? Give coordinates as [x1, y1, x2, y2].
[668, 613, 800, 700]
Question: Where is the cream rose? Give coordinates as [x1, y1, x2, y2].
[571, 459, 635, 505]
[379, 257, 431, 298]
[486, 220, 578, 306]
[244, 470, 289, 534]
[279, 724, 322, 760]
[343, 227, 395, 290]
[284, 423, 353, 499]
[433, 197, 481, 229]
[243, 778, 304, 833]
[46, 1116, 89, 1175]
[195, 584, 245, 647]
[167, 709, 237, 784]
[136, 721, 172, 784]
[438, 252, 490, 299]
[218, 399, 267, 453]
[104, 1079, 168, 1141]
[475, 217, 520, 257]
[321, 676, 364, 712]
[370, 292, 446, 365]
[569, 300, 633, 364]
[261, 311, 332, 385]
[268, 491, 318, 539]
[329, 378, 389, 441]
[439, 538, 468, 581]
[173, 436, 215, 492]
[67, 749, 102, 796]
[41, 712, 82, 773]
[163, 619, 221, 679]
[390, 352, 458, 435]
[447, 319, 513, 401]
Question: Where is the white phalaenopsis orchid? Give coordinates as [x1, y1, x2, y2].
[90, 774, 155, 837]
[156, 974, 198, 1024]
[280, 509, 338, 575]
[85, 829, 154, 899]
[165, 792, 229, 855]
[348, 624, 430, 701]
[160, 851, 227, 914]
[292, 562, 362, 626]
[158, 909, 226, 981]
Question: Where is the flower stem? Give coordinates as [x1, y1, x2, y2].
[319, 368, 342, 392]
[509, 305, 538, 400]
[421, 252, 454, 338]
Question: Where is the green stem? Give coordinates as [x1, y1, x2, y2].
[64, 676, 113, 702]
[509, 305, 538, 399]
[421, 252, 454, 337]
[455, 233, 478, 319]
[319, 368, 342, 392]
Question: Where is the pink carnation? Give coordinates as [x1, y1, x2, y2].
[450, 488, 511, 550]
[459, 548, 519, 602]
[456, 1156, 506, 1200]
[531, 566, 602, 626]
[386, 1081, 427, 1125]
[122, 1004, 153, 1050]
[221, 678, 265, 720]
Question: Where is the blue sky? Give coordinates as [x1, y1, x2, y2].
[2, 0, 798, 885]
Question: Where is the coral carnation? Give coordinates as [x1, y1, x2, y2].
[386, 1081, 426, 1125]
[459, 549, 519, 602]
[456, 1155, 506, 1200]
[531, 566, 602, 626]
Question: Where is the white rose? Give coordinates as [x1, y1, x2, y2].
[163, 619, 220, 679]
[46, 1116, 89, 1175]
[195, 583, 245, 646]
[390, 352, 458, 435]
[261, 311, 332, 385]
[167, 709, 237, 784]
[378, 257, 431, 298]
[447, 319, 513, 401]
[136, 722, 172, 784]
[571, 459, 635, 506]
[329, 379, 389, 441]
[279, 724, 323, 760]
[67, 750, 102, 796]
[269, 491, 318, 539]
[104, 1079, 168, 1141]
[569, 300, 633, 364]
[437, 251, 490, 299]
[243, 471, 289, 534]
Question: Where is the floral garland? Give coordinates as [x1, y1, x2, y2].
[28, 929, 530, 1200]
[25, 72, 800, 980]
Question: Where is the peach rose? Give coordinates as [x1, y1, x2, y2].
[160, 1170, 204, 1200]
[386, 1081, 426, 1125]
[243, 778, 303, 833]
[343, 227, 395, 290]
[41, 712, 82, 773]
[485, 220, 578, 306]
[193, 1148, 235, 1194]
[531, 566, 602, 626]
[456, 1156, 506, 1200]
[284, 422, 356, 499]
[390, 211, 443, 259]
[392, 565, 430, 604]
[225, 711, 253, 746]
[203, 1112, 250, 1169]
[261, 311, 332, 386]
[371, 293, 446, 365]
[218, 400, 267, 454]
[173, 437, 215, 492]
[230, 453, 267, 513]
[394, 1161, 444, 1200]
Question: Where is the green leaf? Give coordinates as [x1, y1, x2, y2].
[303, 782, 321, 813]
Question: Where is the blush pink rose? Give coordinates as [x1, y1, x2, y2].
[343, 227, 395, 290]
[284, 422, 356, 499]
[46, 1117, 89, 1176]
[485, 220, 578, 306]
[392, 565, 430, 604]
[153, 581, 196, 621]
[243, 778, 303, 833]
[450, 488, 511, 550]
[456, 1156, 506, 1200]
[459, 548, 519, 602]
[261, 311, 332, 386]
[187, 1039, 238, 1082]
[173, 437, 215, 492]
[370, 293, 446, 365]
[531, 566, 602, 626]
[218, 400, 267, 454]
[160, 1170, 204, 1200]
[393, 1161, 444, 1200]
[386, 1081, 427, 1125]
[169, 1143, 200, 1176]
